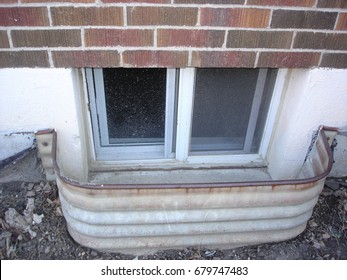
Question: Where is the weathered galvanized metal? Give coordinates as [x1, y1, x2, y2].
[38, 126, 336, 254]
[36, 129, 56, 181]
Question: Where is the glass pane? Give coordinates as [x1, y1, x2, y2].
[103, 68, 166, 145]
[190, 68, 272, 153]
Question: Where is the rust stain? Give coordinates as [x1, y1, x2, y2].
[37, 126, 335, 192]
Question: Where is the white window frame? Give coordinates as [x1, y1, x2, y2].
[187, 68, 268, 156]
[86, 68, 287, 167]
[87, 68, 177, 161]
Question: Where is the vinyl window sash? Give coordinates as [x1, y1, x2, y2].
[176, 68, 270, 161]
[87, 68, 282, 163]
[87, 68, 177, 160]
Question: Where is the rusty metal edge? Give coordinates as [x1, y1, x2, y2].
[39, 126, 337, 190]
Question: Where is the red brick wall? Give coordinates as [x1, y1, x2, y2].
[0, 0, 346, 68]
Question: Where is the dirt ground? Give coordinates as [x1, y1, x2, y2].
[0, 149, 346, 260]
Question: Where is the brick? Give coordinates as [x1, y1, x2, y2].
[227, 30, 293, 49]
[0, 51, 49, 67]
[271, 10, 337, 30]
[51, 7, 123, 26]
[53, 51, 120, 67]
[127, 7, 198, 26]
[320, 53, 347, 68]
[0, 0, 18, 3]
[0, 31, 9, 48]
[317, 0, 347, 8]
[103, 0, 170, 3]
[12, 30, 81, 48]
[0, 7, 49, 27]
[158, 29, 225, 48]
[247, 0, 315, 6]
[294, 32, 347, 50]
[200, 8, 270, 28]
[257, 52, 320, 68]
[123, 51, 188, 67]
[85, 29, 153, 47]
[22, 0, 94, 3]
[336, 13, 347, 30]
[191, 51, 256, 67]
[175, 0, 244, 3]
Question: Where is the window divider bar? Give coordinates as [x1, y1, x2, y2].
[175, 68, 195, 161]
[164, 69, 177, 158]
[243, 69, 268, 153]
[93, 69, 110, 147]
[86, 68, 102, 150]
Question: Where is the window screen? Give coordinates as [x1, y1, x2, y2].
[190, 68, 277, 154]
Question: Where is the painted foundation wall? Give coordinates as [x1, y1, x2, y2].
[268, 69, 347, 179]
[0, 68, 85, 180]
[0, 68, 346, 180]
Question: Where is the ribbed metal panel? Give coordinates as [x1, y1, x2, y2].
[41, 127, 336, 254]
[57, 177, 323, 254]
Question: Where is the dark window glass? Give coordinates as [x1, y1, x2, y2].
[103, 68, 166, 145]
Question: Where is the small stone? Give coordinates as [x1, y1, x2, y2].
[204, 250, 216, 257]
[333, 190, 343, 197]
[321, 189, 334, 196]
[309, 220, 318, 228]
[56, 207, 63, 217]
[28, 229, 37, 239]
[45, 246, 50, 254]
[27, 183, 34, 191]
[43, 183, 52, 194]
[46, 198, 53, 205]
[325, 180, 340, 190]
[313, 242, 321, 250]
[33, 214, 44, 225]
[25, 191, 35, 198]
[91, 251, 98, 257]
[322, 233, 330, 239]
[34, 185, 42, 192]
[53, 198, 61, 206]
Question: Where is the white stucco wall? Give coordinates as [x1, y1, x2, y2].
[268, 68, 347, 179]
[0, 68, 85, 180]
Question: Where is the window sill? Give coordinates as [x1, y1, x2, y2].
[88, 167, 271, 185]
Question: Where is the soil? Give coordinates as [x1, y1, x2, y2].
[0, 150, 346, 260]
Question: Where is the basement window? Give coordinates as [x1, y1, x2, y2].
[86, 68, 278, 164]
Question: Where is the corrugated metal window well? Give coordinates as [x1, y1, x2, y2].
[35, 126, 337, 254]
